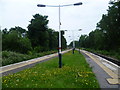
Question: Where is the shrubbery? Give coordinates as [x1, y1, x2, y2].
[2, 27, 32, 54]
[2, 51, 31, 66]
[1, 14, 67, 66]
[2, 50, 57, 66]
[78, 2, 120, 60]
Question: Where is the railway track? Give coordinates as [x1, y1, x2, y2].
[89, 51, 120, 66]
[76, 49, 120, 66]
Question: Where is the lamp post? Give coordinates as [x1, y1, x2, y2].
[78, 29, 82, 54]
[37, 2, 82, 68]
[76, 35, 81, 54]
[67, 29, 82, 54]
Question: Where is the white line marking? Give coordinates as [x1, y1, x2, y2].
[102, 62, 117, 71]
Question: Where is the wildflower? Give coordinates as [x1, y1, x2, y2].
[78, 72, 82, 77]
[51, 84, 53, 86]
[42, 74, 45, 76]
[4, 80, 7, 83]
[54, 72, 56, 74]
[34, 72, 37, 73]
[16, 79, 19, 82]
[35, 84, 38, 86]
[26, 84, 29, 87]
[6, 84, 8, 87]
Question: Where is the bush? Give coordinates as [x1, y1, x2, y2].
[2, 50, 57, 66]
[2, 51, 31, 66]
[2, 31, 32, 54]
[19, 38, 32, 53]
[33, 46, 44, 53]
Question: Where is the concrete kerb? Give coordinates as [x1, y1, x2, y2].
[1, 49, 72, 75]
[80, 49, 120, 85]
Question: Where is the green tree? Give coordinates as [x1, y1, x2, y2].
[61, 31, 67, 49]
[97, 2, 120, 50]
[80, 2, 120, 52]
[48, 29, 58, 50]
[28, 14, 67, 52]
[28, 14, 49, 50]
[93, 29, 105, 50]
[2, 27, 32, 53]
[79, 35, 88, 48]
[9, 26, 27, 37]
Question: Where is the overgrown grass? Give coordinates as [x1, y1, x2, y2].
[2, 51, 100, 88]
[2, 50, 57, 66]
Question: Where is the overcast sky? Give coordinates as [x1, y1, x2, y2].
[0, 0, 110, 45]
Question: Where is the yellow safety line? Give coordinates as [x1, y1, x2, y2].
[0, 55, 55, 74]
[0, 50, 70, 74]
[81, 51, 119, 84]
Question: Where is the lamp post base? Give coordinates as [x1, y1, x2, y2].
[79, 48, 80, 54]
[59, 53, 62, 68]
[72, 48, 75, 54]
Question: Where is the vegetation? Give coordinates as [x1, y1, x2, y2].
[1, 14, 67, 66]
[83, 48, 120, 61]
[2, 50, 57, 66]
[2, 14, 67, 54]
[76, 2, 120, 60]
[2, 27, 32, 54]
[2, 51, 100, 88]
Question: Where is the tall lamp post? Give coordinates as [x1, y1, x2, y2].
[37, 2, 82, 68]
[67, 29, 82, 54]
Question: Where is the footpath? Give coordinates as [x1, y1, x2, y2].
[0, 49, 72, 76]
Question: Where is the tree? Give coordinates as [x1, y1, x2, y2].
[48, 29, 58, 50]
[2, 28, 8, 35]
[97, 2, 120, 50]
[2, 27, 32, 53]
[9, 26, 27, 37]
[93, 29, 105, 50]
[79, 2, 120, 52]
[79, 35, 88, 48]
[61, 31, 67, 49]
[28, 14, 49, 49]
[28, 14, 67, 52]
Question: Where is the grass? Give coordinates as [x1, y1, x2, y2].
[2, 50, 100, 88]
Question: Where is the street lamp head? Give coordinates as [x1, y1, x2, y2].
[78, 29, 82, 31]
[74, 2, 82, 6]
[37, 2, 82, 7]
[37, 4, 46, 7]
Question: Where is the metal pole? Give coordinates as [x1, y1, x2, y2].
[58, 5, 62, 68]
[79, 40, 80, 54]
[37, 2, 83, 68]
[72, 31, 75, 54]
